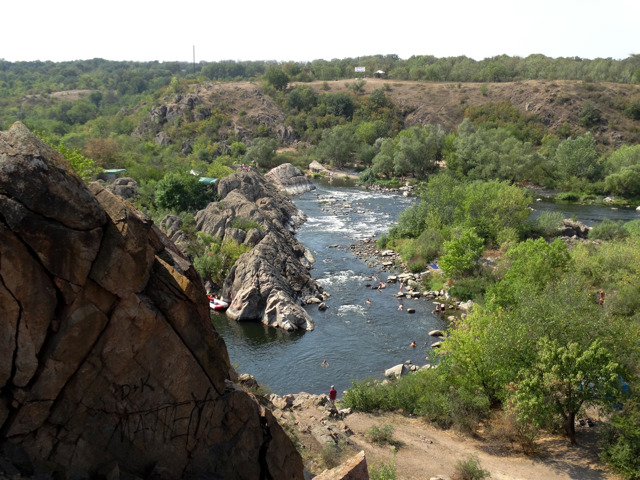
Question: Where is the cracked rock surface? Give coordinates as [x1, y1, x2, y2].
[0, 122, 303, 479]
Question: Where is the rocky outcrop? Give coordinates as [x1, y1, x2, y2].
[195, 170, 325, 331]
[314, 451, 369, 480]
[105, 176, 139, 200]
[0, 122, 303, 479]
[265, 163, 316, 195]
[558, 218, 591, 238]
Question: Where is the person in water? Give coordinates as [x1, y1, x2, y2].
[321, 360, 329, 367]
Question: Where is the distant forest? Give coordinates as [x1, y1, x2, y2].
[2, 53, 639, 98]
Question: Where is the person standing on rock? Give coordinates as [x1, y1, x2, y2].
[329, 385, 337, 405]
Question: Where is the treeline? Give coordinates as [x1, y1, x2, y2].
[2, 52, 639, 99]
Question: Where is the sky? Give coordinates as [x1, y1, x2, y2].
[2, 0, 639, 63]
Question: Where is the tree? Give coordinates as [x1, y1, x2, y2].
[457, 180, 531, 246]
[263, 68, 289, 91]
[316, 125, 356, 168]
[393, 125, 444, 179]
[514, 338, 619, 444]
[83, 137, 120, 168]
[555, 133, 601, 182]
[155, 172, 214, 212]
[245, 138, 277, 169]
[578, 100, 603, 128]
[322, 92, 354, 119]
[439, 228, 484, 278]
[371, 138, 395, 178]
[486, 238, 571, 310]
[286, 85, 317, 112]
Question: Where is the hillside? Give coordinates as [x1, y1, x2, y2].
[146, 77, 640, 149]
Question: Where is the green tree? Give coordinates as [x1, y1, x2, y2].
[155, 172, 214, 212]
[555, 133, 601, 182]
[322, 92, 355, 119]
[316, 125, 356, 168]
[486, 238, 570, 309]
[286, 85, 317, 112]
[263, 68, 289, 91]
[514, 337, 619, 444]
[457, 180, 531, 245]
[439, 228, 484, 278]
[371, 138, 395, 178]
[245, 138, 278, 169]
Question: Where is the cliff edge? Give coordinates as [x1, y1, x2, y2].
[0, 122, 303, 479]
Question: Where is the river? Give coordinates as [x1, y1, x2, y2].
[212, 183, 640, 396]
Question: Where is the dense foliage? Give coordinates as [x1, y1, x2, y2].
[3, 54, 640, 476]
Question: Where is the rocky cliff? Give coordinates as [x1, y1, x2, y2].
[0, 122, 303, 479]
[194, 169, 326, 331]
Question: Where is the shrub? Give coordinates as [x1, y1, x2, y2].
[230, 216, 262, 231]
[369, 456, 397, 480]
[535, 211, 564, 237]
[623, 219, 640, 237]
[454, 455, 490, 480]
[589, 219, 628, 241]
[600, 398, 640, 479]
[554, 191, 581, 202]
[367, 424, 395, 446]
[193, 237, 251, 285]
[449, 270, 496, 301]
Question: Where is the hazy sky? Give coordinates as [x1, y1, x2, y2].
[3, 0, 638, 63]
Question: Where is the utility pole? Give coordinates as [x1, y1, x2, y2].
[193, 45, 196, 75]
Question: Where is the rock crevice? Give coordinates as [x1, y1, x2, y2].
[0, 122, 303, 479]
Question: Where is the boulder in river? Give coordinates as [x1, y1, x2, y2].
[265, 162, 316, 195]
[195, 169, 324, 331]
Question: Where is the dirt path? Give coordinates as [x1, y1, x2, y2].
[342, 412, 619, 480]
[277, 400, 622, 480]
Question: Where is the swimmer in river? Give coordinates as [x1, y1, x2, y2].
[410, 341, 416, 348]
[366, 299, 371, 305]
[321, 360, 329, 367]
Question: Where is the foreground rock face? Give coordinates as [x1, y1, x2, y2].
[195, 169, 324, 331]
[264, 162, 316, 195]
[0, 123, 303, 479]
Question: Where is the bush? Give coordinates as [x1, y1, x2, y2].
[600, 398, 640, 479]
[454, 455, 490, 480]
[449, 270, 496, 301]
[230, 216, 262, 231]
[535, 211, 564, 237]
[369, 456, 397, 480]
[623, 219, 640, 237]
[589, 219, 629, 241]
[367, 424, 395, 446]
[554, 191, 581, 202]
[342, 369, 491, 433]
[193, 236, 251, 286]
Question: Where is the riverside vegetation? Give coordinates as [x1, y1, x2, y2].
[2, 54, 640, 478]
